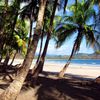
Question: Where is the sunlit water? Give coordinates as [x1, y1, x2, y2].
[45, 59, 100, 67]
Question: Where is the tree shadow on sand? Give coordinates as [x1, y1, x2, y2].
[0, 71, 100, 100]
[35, 72, 100, 100]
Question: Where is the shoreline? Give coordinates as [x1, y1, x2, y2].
[8, 59, 100, 79]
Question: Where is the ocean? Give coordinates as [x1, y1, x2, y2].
[45, 59, 100, 66]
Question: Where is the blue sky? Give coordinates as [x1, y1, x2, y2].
[36, 35, 94, 56]
[36, 0, 98, 56]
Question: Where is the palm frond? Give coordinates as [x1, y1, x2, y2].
[63, 0, 68, 13]
[84, 28, 95, 47]
[83, 0, 93, 11]
[73, 31, 84, 52]
[57, 0, 68, 13]
[84, 8, 96, 23]
[55, 23, 77, 47]
[20, 0, 39, 20]
[93, 35, 100, 52]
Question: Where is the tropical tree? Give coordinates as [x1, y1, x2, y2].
[20, 0, 40, 47]
[55, 1, 98, 77]
[31, 0, 58, 79]
[0, 0, 21, 63]
[94, 1, 100, 52]
[30, 0, 71, 80]
[0, 0, 47, 99]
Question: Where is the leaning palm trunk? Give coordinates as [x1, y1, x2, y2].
[58, 30, 82, 78]
[31, 0, 58, 79]
[32, 32, 50, 78]
[0, 0, 47, 100]
[31, 31, 44, 72]
[0, 55, 2, 63]
[5, 0, 8, 6]
[3, 50, 10, 66]
[58, 44, 77, 78]
[10, 51, 17, 65]
[36, 31, 44, 64]
[28, 14, 33, 47]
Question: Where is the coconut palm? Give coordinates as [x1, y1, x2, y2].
[0, 0, 21, 62]
[20, 0, 40, 47]
[94, 1, 100, 51]
[0, 0, 47, 99]
[31, 0, 72, 79]
[55, 1, 98, 77]
[31, 0, 59, 79]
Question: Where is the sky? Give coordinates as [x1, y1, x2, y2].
[36, 35, 94, 56]
[36, 0, 98, 56]
[20, 0, 98, 56]
[0, 0, 98, 56]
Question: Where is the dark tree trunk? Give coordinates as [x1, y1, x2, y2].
[28, 17, 33, 47]
[3, 51, 10, 66]
[36, 30, 44, 64]
[10, 51, 17, 65]
[31, 0, 58, 79]
[58, 29, 83, 78]
[5, 0, 8, 6]
[31, 31, 44, 73]
[0, 55, 3, 63]
[0, 1, 47, 100]
[32, 32, 50, 77]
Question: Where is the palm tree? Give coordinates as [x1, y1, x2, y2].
[93, 0, 100, 52]
[55, 1, 97, 77]
[0, 0, 47, 100]
[20, 0, 40, 47]
[31, 0, 71, 79]
[31, 0, 58, 79]
[0, 0, 21, 63]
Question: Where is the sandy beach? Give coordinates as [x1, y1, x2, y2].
[0, 59, 100, 100]
[10, 59, 100, 79]
[9, 59, 100, 100]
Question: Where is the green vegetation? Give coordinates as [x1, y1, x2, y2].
[0, 0, 100, 100]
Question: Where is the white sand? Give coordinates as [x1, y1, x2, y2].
[11, 59, 100, 79]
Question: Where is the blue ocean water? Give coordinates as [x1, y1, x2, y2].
[45, 59, 100, 66]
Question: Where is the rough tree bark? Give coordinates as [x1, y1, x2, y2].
[0, 0, 47, 100]
[58, 29, 82, 78]
[3, 50, 10, 66]
[10, 51, 17, 65]
[31, 0, 58, 79]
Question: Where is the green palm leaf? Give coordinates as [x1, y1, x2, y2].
[55, 23, 77, 47]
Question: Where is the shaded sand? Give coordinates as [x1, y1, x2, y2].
[0, 59, 99, 100]
[0, 76, 100, 100]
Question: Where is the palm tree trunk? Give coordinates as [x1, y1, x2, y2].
[58, 62, 70, 78]
[58, 29, 82, 78]
[31, 0, 58, 78]
[28, 16, 33, 47]
[0, 0, 47, 100]
[0, 56, 2, 63]
[32, 32, 50, 77]
[58, 44, 77, 78]
[3, 50, 10, 66]
[31, 31, 44, 73]
[10, 51, 17, 65]
[31, 11, 46, 73]
[5, 0, 8, 6]
[0, 38, 5, 62]
[36, 28, 44, 64]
